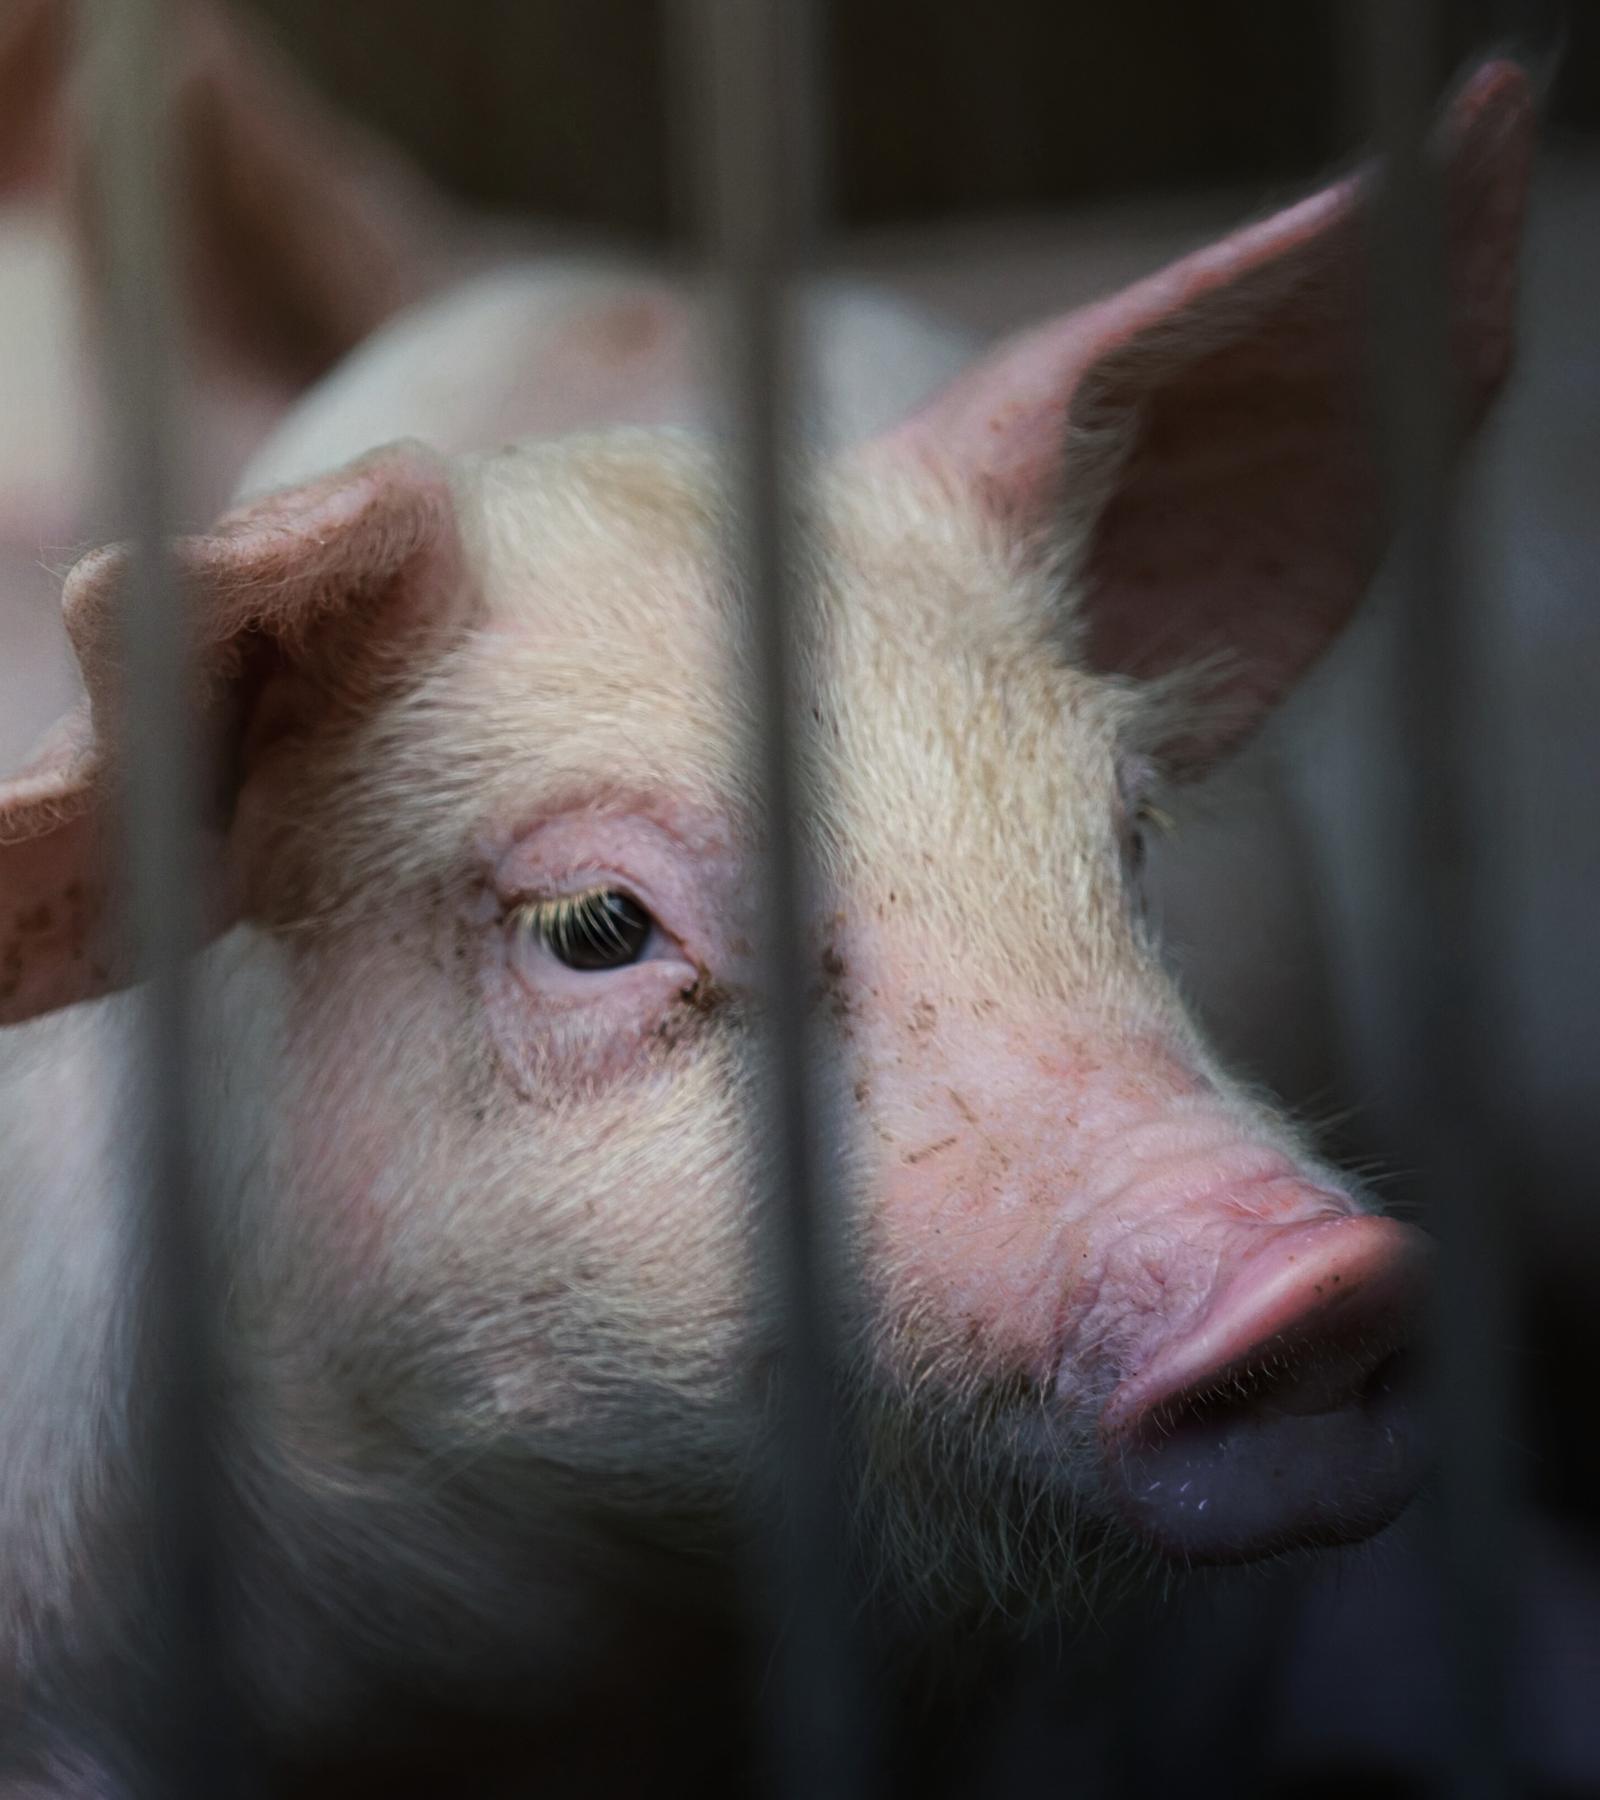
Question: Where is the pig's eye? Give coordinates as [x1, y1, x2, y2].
[515, 888, 657, 971]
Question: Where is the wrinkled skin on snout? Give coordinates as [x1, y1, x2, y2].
[0, 61, 1529, 1759]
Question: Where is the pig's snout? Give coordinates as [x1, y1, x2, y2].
[1097, 1215, 1432, 1562]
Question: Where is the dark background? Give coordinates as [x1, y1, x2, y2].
[242, 0, 1594, 236]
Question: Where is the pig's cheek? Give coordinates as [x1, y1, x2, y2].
[475, 922, 713, 1099]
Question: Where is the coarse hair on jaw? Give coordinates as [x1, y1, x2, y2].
[837, 1364, 1162, 1639]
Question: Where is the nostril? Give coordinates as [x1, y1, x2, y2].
[1142, 1337, 1417, 1450]
[1359, 1345, 1413, 1408]
[1359, 1342, 1425, 1436]
[1247, 1330, 1414, 1419]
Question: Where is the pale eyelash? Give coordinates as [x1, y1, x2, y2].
[511, 887, 635, 961]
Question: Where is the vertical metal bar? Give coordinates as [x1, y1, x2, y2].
[673, 2, 871, 1795]
[82, 1, 238, 1790]
[1355, 8, 1518, 1797]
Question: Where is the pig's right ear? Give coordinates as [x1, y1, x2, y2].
[0, 443, 467, 1025]
[869, 60, 1534, 773]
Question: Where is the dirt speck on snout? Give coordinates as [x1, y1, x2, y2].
[947, 1089, 979, 1126]
[815, 928, 853, 1028]
[903, 1135, 959, 1167]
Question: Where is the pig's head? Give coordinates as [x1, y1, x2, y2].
[0, 66, 1530, 1627]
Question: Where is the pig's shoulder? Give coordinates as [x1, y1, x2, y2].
[237, 260, 975, 498]
[236, 259, 704, 498]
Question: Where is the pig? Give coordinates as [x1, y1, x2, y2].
[0, 61, 1532, 1794]
[0, 0, 484, 770]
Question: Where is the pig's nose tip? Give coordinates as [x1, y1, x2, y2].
[1098, 1214, 1432, 1563]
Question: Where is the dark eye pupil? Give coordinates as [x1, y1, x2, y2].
[550, 891, 653, 971]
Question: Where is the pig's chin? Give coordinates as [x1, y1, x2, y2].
[1096, 1348, 1422, 1563]
[1087, 1214, 1432, 1564]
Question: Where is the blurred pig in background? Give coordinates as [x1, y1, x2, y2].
[0, 0, 484, 768]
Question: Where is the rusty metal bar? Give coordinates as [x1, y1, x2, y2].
[82, 0, 239, 1789]
[672, 1, 872, 1794]
[1356, 7, 1520, 1797]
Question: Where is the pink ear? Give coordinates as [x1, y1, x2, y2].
[875, 60, 1534, 771]
[0, 443, 466, 1025]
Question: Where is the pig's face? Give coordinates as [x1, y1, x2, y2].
[223, 435, 1422, 1609]
[0, 62, 1529, 1625]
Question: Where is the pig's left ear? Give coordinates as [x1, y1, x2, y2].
[0, 443, 467, 1025]
[872, 60, 1534, 773]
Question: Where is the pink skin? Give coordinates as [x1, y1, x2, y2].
[850, 947, 1429, 1559]
[471, 800, 1430, 1563]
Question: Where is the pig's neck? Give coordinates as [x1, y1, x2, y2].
[181, 934, 742, 1741]
[0, 993, 145, 1682]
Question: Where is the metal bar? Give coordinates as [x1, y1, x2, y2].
[672, 2, 872, 1795]
[1355, 8, 1519, 1797]
[81, 1, 240, 1790]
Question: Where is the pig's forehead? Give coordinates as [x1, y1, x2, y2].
[442, 433, 1136, 819]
